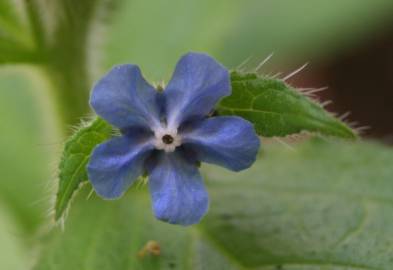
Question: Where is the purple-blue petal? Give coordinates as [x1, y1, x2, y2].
[90, 64, 161, 130]
[164, 52, 230, 128]
[182, 116, 260, 171]
[146, 151, 209, 226]
[87, 132, 154, 199]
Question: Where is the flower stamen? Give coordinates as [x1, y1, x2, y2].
[153, 128, 182, 152]
[162, 134, 174, 144]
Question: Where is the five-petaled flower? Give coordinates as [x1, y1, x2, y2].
[87, 52, 260, 225]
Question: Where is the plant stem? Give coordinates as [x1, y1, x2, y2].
[44, 64, 91, 132]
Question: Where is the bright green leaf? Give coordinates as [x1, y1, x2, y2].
[55, 117, 112, 220]
[36, 140, 393, 269]
[217, 71, 357, 138]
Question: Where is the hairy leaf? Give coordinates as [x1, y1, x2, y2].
[37, 140, 393, 269]
[217, 71, 356, 138]
[55, 118, 112, 220]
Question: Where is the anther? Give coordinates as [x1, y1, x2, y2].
[162, 134, 174, 144]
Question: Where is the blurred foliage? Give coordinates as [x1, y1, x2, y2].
[0, 204, 30, 270]
[0, 68, 52, 234]
[104, 0, 393, 80]
[0, 0, 393, 269]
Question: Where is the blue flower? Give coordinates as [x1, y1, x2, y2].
[87, 52, 260, 225]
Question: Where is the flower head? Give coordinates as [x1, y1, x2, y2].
[87, 52, 260, 225]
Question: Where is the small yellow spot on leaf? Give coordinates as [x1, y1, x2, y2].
[137, 240, 161, 258]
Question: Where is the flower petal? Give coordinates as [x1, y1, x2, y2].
[90, 64, 161, 130]
[146, 151, 208, 225]
[182, 116, 260, 171]
[164, 52, 230, 128]
[87, 131, 154, 199]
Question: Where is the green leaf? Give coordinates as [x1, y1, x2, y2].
[217, 71, 356, 138]
[55, 117, 112, 220]
[36, 140, 393, 269]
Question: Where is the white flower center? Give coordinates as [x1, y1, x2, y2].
[153, 127, 182, 153]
